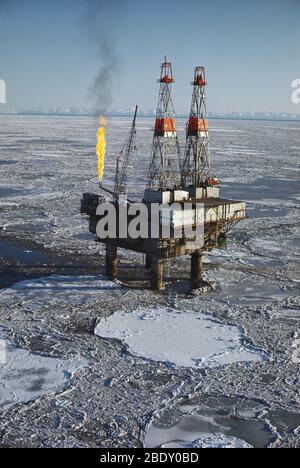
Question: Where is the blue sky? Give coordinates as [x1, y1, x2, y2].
[0, 0, 299, 113]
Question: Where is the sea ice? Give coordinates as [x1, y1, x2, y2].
[0, 275, 125, 311]
[0, 328, 86, 411]
[159, 435, 252, 449]
[144, 413, 254, 449]
[95, 307, 265, 368]
[144, 403, 274, 448]
[272, 308, 300, 322]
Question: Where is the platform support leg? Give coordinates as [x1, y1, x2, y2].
[106, 245, 118, 279]
[191, 251, 203, 288]
[150, 257, 164, 291]
[145, 255, 152, 271]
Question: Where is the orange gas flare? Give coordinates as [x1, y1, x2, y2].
[96, 115, 107, 183]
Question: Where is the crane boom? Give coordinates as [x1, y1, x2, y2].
[114, 105, 138, 199]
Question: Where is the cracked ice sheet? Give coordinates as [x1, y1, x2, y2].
[95, 307, 265, 368]
[0, 329, 87, 412]
[0, 275, 125, 311]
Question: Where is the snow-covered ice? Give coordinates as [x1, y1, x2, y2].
[0, 328, 86, 411]
[95, 307, 264, 368]
[0, 275, 125, 311]
[0, 275, 125, 412]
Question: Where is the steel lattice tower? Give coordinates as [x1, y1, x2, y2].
[147, 58, 181, 191]
[181, 67, 212, 188]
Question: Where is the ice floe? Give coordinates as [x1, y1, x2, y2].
[95, 307, 265, 368]
[0, 328, 87, 411]
[145, 414, 255, 449]
[148, 433, 252, 449]
[0, 275, 125, 311]
[144, 400, 275, 448]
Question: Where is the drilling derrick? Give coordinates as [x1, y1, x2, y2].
[114, 105, 138, 199]
[181, 67, 214, 190]
[147, 58, 181, 191]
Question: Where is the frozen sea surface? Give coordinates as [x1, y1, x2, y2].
[155, 435, 252, 449]
[0, 275, 125, 411]
[0, 275, 125, 311]
[0, 116, 299, 448]
[145, 420, 254, 449]
[0, 116, 299, 254]
[0, 328, 86, 411]
[95, 307, 264, 368]
[144, 401, 275, 449]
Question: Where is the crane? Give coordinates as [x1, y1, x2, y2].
[114, 105, 138, 199]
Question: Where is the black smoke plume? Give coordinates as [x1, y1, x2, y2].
[85, 0, 127, 113]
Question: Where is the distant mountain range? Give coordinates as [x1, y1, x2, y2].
[0, 107, 300, 121]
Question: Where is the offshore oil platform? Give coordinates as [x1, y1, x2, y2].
[81, 59, 246, 290]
